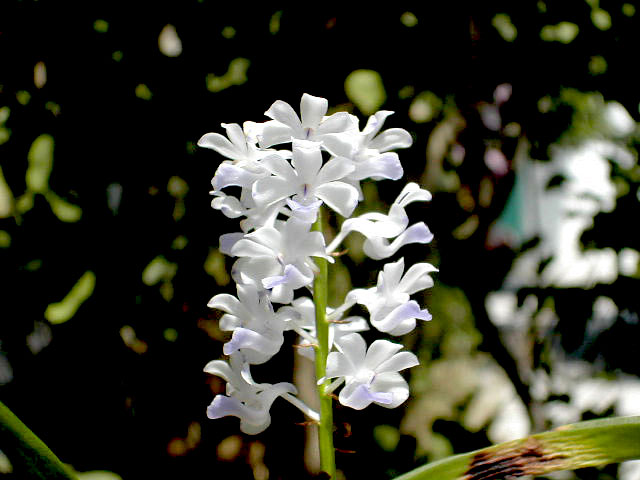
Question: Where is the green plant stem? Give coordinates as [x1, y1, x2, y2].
[0, 400, 77, 479]
[312, 208, 336, 479]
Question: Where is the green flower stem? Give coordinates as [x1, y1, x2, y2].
[0, 400, 77, 479]
[312, 208, 336, 479]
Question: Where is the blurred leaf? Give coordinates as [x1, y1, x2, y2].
[345, 69, 386, 115]
[76, 471, 122, 480]
[591, 8, 612, 30]
[34, 61, 47, 89]
[167, 176, 188, 198]
[206, 58, 250, 92]
[0, 230, 10, 248]
[0, 106, 10, 145]
[622, 3, 636, 16]
[158, 24, 182, 57]
[409, 92, 442, 123]
[221, 26, 236, 39]
[540, 22, 579, 43]
[269, 11, 282, 34]
[204, 248, 230, 286]
[0, 450, 11, 473]
[589, 55, 607, 75]
[16, 91, 30, 105]
[46, 192, 82, 222]
[400, 12, 418, 28]
[26, 134, 54, 194]
[142, 256, 177, 286]
[374, 425, 400, 452]
[492, 13, 517, 42]
[0, 166, 14, 218]
[395, 416, 640, 480]
[45, 271, 96, 325]
[93, 19, 109, 33]
[135, 84, 153, 100]
[15, 192, 34, 214]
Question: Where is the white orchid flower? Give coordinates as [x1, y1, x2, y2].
[259, 93, 358, 150]
[204, 354, 297, 434]
[253, 140, 359, 221]
[352, 257, 437, 335]
[279, 297, 369, 361]
[208, 283, 287, 364]
[326, 183, 433, 259]
[324, 111, 412, 196]
[229, 217, 333, 304]
[325, 333, 419, 410]
[211, 190, 281, 232]
[198, 122, 289, 169]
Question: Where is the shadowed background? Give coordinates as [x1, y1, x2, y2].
[1, 2, 639, 479]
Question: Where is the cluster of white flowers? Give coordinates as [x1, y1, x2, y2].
[200, 94, 437, 434]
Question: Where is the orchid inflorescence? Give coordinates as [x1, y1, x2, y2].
[199, 93, 437, 435]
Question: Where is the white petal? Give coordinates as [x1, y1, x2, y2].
[362, 111, 394, 137]
[212, 194, 244, 218]
[316, 112, 357, 136]
[395, 183, 432, 207]
[316, 157, 355, 185]
[382, 258, 405, 290]
[291, 141, 323, 184]
[300, 94, 328, 129]
[269, 284, 294, 304]
[286, 198, 322, 223]
[339, 215, 401, 240]
[262, 264, 313, 291]
[221, 123, 248, 153]
[321, 133, 358, 158]
[198, 132, 241, 160]
[208, 293, 240, 312]
[219, 314, 241, 331]
[339, 382, 392, 410]
[253, 176, 294, 206]
[369, 128, 413, 152]
[265, 100, 302, 130]
[371, 300, 431, 335]
[223, 328, 282, 364]
[375, 351, 419, 374]
[231, 238, 275, 258]
[370, 372, 410, 408]
[203, 359, 234, 381]
[260, 154, 297, 179]
[364, 339, 404, 371]
[259, 120, 295, 148]
[350, 152, 403, 181]
[219, 232, 245, 256]
[212, 163, 263, 190]
[245, 227, 281, 251]
[337, 333, 367, 369]
[326, 351, 356, 378]
[363, 222, 433, 260]
[398, 262, 438, 295]
[315, 182, 359, 218]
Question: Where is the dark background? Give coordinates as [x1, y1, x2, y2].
[1, 2, 639, 479]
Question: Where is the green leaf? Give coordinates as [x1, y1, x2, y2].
[394, 416, 640, 480]
[0, 401, 77, 479]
